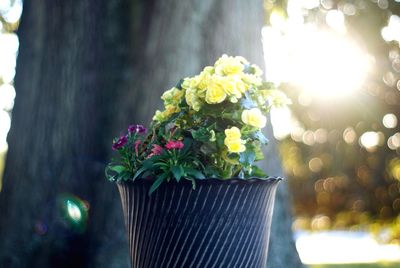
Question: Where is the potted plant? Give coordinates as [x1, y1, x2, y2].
[106, 55, 291, 268]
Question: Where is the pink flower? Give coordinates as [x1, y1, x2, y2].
[151, 144, 163, 155]
[147, 144, 163, 158]
[134, 140, 142, 156]
[165, 140, 184, 150]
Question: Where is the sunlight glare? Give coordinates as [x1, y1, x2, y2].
[271, 107, 293, 140]
[0, 83, 16, 110]
[326, 10, 346, 33]
[263, 22, 371, 101]
[296, 231, 400, 264]
[0, 110, 10, 152]
[290, 31, 370, 99]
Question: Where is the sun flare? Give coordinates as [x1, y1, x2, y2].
[263, 23, 371, 100]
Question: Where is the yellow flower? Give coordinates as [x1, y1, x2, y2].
[153, 110, 165, 122]
[225, 126, 242, 140]
[225, 140, 246, 153]
[165, 104, 180, 116]
[205, 77, 227, 104]
[202, 66, 214, 74]
[197, 73, 212, 97]
[215, 54, 245, 75]
[224, 127, 246, 153]
[181, 77, 191, 90]
[260, 90, 292, 107]
[241, 73, 262, 86]
[241, 108, 267, 128]
[221, 76, 242, 99]
[161, 87, 184, 105]
[233, 76, 249, 94]
[185, 88, 202, 111]
[152, 105, 180, 122]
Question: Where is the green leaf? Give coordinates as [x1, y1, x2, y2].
[254, 146, 264, 161]
[109, 165, 126, 174]
[250, 166, 267, 177]
[181, 138, 193, 155]
[171, 166, 184, 182]
[133, 161, 153, 180]
[175, 79, 184, 89]
[190, 128, 210, 142]
[149, 173, 168, 195]
[239, 150, 256, 166]
[204, 166, 220, 178]
[186, 168, 205, 179]
[215, 133, 225, 148]
[184, 177, 197, 190]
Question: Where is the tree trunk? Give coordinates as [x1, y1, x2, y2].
[0, 0, 303, 267]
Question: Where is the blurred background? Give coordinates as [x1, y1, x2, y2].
[0, 0, 400, 267]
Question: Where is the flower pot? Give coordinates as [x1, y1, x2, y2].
[117, 177, 281, 268]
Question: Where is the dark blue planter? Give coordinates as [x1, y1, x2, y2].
[117, 177, 281, 268]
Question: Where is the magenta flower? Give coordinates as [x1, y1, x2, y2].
[112, 136, 128, 150]
[165, 140, 184, 150]
[128, 124, 147, 134]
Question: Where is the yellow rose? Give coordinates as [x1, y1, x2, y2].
[185, 88, 202, 111]
[225, 126, 242, 140]
[161, 87, 184, 105]
[202, 66, 214, 74]
[185, 72, 210, 98]
[165, 104, 180, 116]
[233, 75, 249, 93]
[215, 54, 245, 75]
[153, 110, 165, 122]
[241, 108, 267, 128]
[224, 127, 246, 153]
[181, 77, 191, 90]
[241, 73, 262, 86]
[205, 78, 227, 104]
[225, 140, 246, 153]
[220, 76, 242, 99]
[197, 72, 211, 96]
[153, 105, 181, 122]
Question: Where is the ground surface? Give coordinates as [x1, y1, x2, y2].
[311, 263, 400, 268]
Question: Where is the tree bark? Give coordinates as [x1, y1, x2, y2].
[0, 0, 303, 267]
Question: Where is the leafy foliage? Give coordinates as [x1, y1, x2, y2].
[106, 55, 290, 193]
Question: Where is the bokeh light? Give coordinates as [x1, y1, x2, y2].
[359, 131, 384, 152]
[58, 194, 89, 233]
[383, 114, 398, 129]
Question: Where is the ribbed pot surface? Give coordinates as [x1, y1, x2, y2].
[117, 177, 280, 268]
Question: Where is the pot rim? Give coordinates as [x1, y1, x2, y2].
[117, 176, 283, 186]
